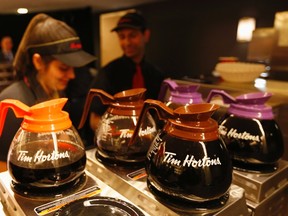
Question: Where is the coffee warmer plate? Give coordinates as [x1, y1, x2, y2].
[0, 170, 149, 216]
[233, 160, 288, 215]
[85, 148, 250, 216]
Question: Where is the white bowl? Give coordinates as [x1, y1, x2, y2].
[215, 62, 265, 82]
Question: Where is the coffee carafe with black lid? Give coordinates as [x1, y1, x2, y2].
[130, 99, 232, 211]
[206, 89, 284, 173]
[78, 88, 157, 166]
[158, 79, 203, 108]
[0, 98, 86, 199]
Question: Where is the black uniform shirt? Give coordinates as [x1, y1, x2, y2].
[91, 55, 165, 115]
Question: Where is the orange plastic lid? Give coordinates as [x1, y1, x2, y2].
[0, 98, 72, 134]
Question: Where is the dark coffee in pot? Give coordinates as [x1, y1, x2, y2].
[219, 115, 284, 172]
[146, 132, 232, 201]
[8, 141, 86, 197]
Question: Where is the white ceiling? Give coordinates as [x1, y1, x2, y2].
[0, 0, 163, 14]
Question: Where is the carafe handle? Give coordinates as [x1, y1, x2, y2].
[78, 89, 114, 129]
[0, 99, 30, 136]
[206, 89, 236, 104]
[129, 99, 174, 146]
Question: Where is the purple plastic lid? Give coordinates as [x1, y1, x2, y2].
[169, 92, 203, 104]
[229, 92, 274, 119]
[229, 104, 274, 120]
[235, 92, 272, 105]
[158, 79, 200, 102]
[207, 89, 274, 119]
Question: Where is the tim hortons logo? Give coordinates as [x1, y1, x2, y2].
[219, 125, 260, 142]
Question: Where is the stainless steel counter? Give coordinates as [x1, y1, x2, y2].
[85, 148, 250, 216]
[0, 170, 150, 216]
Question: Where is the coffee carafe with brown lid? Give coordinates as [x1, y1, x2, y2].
[78, 88, 157, 166]
[130, 99, 232, 210]
[0, 98, 86, 199]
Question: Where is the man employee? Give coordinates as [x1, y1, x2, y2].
[89, 11, 165, 132]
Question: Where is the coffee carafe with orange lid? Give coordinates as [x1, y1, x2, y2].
[130, 99, 232, 212]
[0, 98, 86, 199]
[206, 89, 284, 173]
[78, 88, 157, 166]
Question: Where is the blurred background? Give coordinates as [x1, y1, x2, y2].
[0, 0, 288, 81]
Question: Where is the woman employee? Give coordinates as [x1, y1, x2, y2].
[0, 13, 96, 164]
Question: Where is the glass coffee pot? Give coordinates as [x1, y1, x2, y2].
[206, 89, 284, 173]
[130, 100, 232, 213]
[78, 88, 157, 166]
[158, 79, 203, 108]
[0, 98, 86, 199]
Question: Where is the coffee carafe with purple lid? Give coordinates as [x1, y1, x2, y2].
[207, 89, 284, 173]
[130, 100, 232, 212]
[158, 79, 203, 108]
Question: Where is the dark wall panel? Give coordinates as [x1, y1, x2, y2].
[133, 0, 288, 79]
[1, 1, 287, 79]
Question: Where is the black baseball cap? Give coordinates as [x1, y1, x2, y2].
[111, 12, 147, 32]
[28, 37, 96, 67]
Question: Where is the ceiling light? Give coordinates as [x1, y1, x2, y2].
[274, 11, 288, 46]
[237, 17, 256, 42]
[17, 8, 28, 14]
